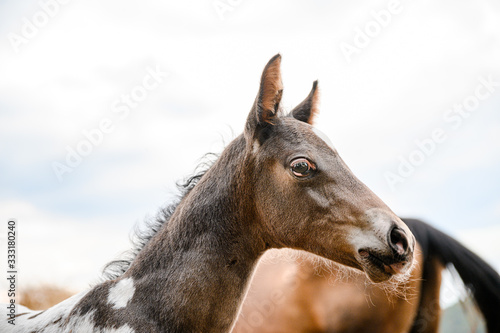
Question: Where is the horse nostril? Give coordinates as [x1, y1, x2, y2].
[388, 226, 409, 256]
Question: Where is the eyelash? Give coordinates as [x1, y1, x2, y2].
[290, 158, 316, 178]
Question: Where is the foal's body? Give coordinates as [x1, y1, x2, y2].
[2, 55, 416, 332]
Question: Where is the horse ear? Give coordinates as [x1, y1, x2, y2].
[245, 54, 283, 140]
[290, 81, 319, 125]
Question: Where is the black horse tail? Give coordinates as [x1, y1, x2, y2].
[403, 218, 500, 333]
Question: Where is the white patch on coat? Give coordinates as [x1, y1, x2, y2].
[312, 127, 335, 150]
[0, 288, 137, 333]
[65, 311, 136, 333]
[0, 290, 89, 333]
[108, 278, 135, 309]
[63, 311, 98, 333]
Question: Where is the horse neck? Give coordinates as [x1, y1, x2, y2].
[124, 136, 267, 332]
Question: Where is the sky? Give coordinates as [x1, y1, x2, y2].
[0, 0, 499, 306]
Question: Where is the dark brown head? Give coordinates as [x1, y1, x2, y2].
[243, 54, 415, 283]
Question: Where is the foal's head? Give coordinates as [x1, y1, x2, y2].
[242, 55, 415, 283]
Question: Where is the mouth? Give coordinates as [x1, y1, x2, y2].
[358, 249, 410, 282]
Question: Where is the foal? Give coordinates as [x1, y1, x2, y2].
[3, 55, 415, 333]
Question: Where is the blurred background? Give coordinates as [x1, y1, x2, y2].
[0, 0, 499, 331]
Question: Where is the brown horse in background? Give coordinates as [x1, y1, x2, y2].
[233, 218, 500, 333]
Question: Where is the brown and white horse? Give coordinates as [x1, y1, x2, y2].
[233, 218, 500, 333]
[2, 55, 415, 333]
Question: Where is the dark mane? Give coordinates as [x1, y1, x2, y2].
[101, 153, 219, 281]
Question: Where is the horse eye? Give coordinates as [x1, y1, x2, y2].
[290, 158, 316, 177]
